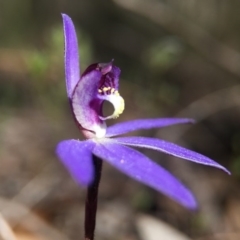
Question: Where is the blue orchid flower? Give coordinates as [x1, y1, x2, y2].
[56, 14, 229, 209]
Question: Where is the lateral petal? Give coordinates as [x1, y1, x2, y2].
[56, 139, 95, 185]
[93, 142, 197, 209]
[106, 118, 194, 137]
[114, 137, 230, 174]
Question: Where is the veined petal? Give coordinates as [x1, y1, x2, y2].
[72, 69, 107, 138]
[92, 141, 197, 209]
[72, 61, 124, 138]
[62, 14, 80, 98]
[106, 118, 194, 137]
[114, 137, 230, 174]
[56, 139, 95, 185]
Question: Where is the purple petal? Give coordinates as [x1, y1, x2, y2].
[106, 118, 194, 137]
[93, 142, 197, 209]
[72, 69, 107, 137]
[62, 14, 80, 98]
[71, 61, 123, 137]
[56, 139, 95, 186]
[114, 137, 230, 174]
[82, 61, 121, 90]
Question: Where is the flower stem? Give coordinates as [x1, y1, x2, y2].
[84, 155, 102, 240]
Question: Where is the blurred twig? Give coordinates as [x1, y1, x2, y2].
[0, 197, 70, 240]
[0, 163, 70, 240]
[136, 214, 191, 240]
[9, 163, 60, 208]
[195, 231, 240, 240]
[0, 213, 17, 240]
[177, 84, 240, 119]
[159, 84, 240, 142]
[113, 0, 240, 78]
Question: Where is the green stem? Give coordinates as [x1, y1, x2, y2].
[84, 156, 102, 240]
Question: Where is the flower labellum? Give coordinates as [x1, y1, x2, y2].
[57, 14, 230, 210]
[71, 60, 124, 138]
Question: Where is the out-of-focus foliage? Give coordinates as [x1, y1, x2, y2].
[143, 37, 184, 73]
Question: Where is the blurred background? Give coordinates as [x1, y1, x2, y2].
[0, 0, 240, 240]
